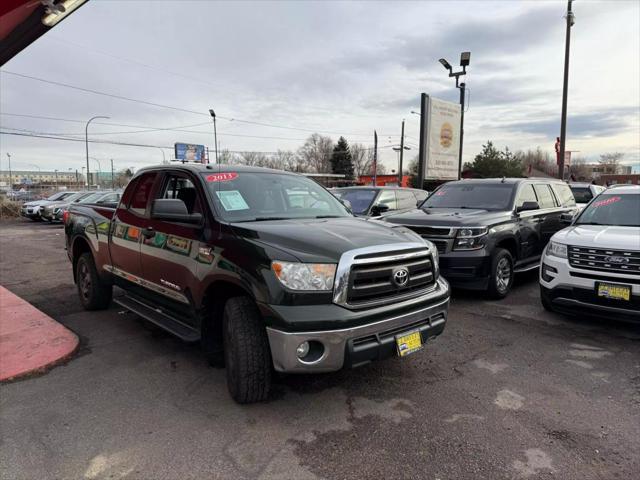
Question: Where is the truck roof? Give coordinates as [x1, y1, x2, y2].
[450, 177, 567, 185]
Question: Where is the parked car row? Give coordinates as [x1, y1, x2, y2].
[63, 165, 638, 404]
[21, 190, 121, 222]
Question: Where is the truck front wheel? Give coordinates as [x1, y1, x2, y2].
[488, 248, 514, 299]
[76, 253, 112, 310]
[223, 296, 272, 404]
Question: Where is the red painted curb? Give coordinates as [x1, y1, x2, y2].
[0, 286, 79, 382]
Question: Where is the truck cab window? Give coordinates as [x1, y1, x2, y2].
[129, 173, 157, 215]
[533, 184, 556, 209]
[377, 190, 397, 210]
[161, 175, 202, 214]
[515, 184, 537, 210]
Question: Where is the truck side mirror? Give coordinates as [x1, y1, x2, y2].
[516, 201, 539, 213]
[151, 199, 202, 224]
[371, 203, 390, 216]
[560, 212, 575, 224]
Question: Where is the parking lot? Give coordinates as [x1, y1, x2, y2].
[1, 218, 639, 480]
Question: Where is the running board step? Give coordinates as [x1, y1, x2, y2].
[514, 263, 540, 273]
[115, 294, 201, 342]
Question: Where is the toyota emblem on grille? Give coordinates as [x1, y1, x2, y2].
[392, 268, 409, 287]
[604, 255, 629, 264]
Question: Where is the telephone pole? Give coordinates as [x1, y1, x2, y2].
[398, 120, 405, 185]
[373, 130, 378, 186]
[558, 0, 575, 180]
[111, 159, 115, 190]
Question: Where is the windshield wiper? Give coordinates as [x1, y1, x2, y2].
[314, 215, 343, 219]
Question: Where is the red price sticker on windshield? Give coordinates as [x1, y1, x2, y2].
[206, 172, 238, 182]
[593, 196, 620, 208]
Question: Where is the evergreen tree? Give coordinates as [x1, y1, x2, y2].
[330, 137, 354, 179]
[465, 141, 524, 178]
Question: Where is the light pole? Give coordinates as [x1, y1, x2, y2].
[558, 0, 575, 180]
[410, 111, 421, 117]
[209, 109, 219, 164]
[81, 167, 85, 188]
[89, 156, 102, 188]
[393, 145, 411, 186]
[85, 115, 109, 189]
[5, 153, 12, 190]
[54, 169, 58, 191]
[438, 51, 470, 180]
[110, 159, 115, 190]
[157, 147, 167, 164]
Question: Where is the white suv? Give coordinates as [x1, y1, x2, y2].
[540, 185, 640, 321]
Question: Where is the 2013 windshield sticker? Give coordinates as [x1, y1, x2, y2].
[593, 196, 620, 208]
[215, 190, 250, 211]
[206, 172, 238, 182]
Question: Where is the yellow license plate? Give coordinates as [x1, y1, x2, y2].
[396, 330, 423, 357]
[597, 282, 631, 301]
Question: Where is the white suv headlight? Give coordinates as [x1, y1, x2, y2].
[547, 241, 567, 258]
[271, 261, 336, 291]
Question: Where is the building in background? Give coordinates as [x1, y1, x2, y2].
[598, 174, 640, 186]
[358, 174, 410, 187]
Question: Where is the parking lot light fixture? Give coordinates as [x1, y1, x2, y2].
[438, 52, 470, 180]
[85, 116, 109, 189]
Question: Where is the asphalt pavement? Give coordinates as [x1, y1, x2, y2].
[1, 219, 639, 480]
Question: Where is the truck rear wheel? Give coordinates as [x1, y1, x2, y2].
[223, 296, 272, 404]
[488, 248, 514, 299]
[76, 253, 112, 310]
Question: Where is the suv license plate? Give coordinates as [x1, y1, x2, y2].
[597, 282, 631, 301]
[396, 330, 423, 357]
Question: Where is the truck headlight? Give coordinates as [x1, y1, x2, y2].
[271, 261, 336, 291]
[453, 227, 488, 251]
[547, 241, 567, 259]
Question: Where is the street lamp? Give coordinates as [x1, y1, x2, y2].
[54, 169, 58, 191]
[393, 145, 411, 185]
[209, 109, 219, 164]
[5, 153, 12, 190]
[438, 51, 470, 180]
[410, 111, 421, 117]
[85, 115, 109, 189]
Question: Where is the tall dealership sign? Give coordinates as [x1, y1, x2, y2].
[417, 94, 462, 183]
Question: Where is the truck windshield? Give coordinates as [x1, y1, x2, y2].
[570, 187, 593, 203]
[575, 193, 640, 227]
[201, 171, 351, 222]
[333, 189, 377, 214]
[423, 183, 515, 211]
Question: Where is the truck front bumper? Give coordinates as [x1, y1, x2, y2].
[265, 277, 450, 373]
[540, 253, 640, 321]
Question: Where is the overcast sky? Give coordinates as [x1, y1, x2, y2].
[1, 0, 639, 175]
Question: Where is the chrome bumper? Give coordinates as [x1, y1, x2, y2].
[266, 277, 450, 373]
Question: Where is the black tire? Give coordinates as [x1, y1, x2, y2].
[540, 285, 554, 312]
[76, 252, 112, 310]
[223, 296, 272, 404]
[487, 248, 514, 299]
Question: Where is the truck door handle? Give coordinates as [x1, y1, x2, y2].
[142, 227, 155, 239]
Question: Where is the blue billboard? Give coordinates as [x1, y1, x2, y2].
[174, 143, 206, 163]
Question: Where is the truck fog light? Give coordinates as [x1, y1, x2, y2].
[296, 341, 310, 359]
[541, 263, 558, 283]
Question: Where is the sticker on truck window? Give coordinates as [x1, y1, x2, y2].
[592, 196, 620, 208]
[206, 172, 238, 183]
[215, 190, 250, 211]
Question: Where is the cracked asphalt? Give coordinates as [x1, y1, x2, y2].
[1, 219, 639, 480]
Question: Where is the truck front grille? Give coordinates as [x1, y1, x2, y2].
[346, 247, 435, 307]
[568, 246, 640, 275]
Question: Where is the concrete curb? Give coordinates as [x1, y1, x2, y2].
[0, 286, 79, 382]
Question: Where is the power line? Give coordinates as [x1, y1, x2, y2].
[1, 130, 398, 154]
[1, 71, 397, 138]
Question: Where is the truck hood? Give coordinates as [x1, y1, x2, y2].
[552, 225, 640, 251]
[22, 199, 51, 207]
[230, 217, 425, 263]
[383, 207, 511, 228]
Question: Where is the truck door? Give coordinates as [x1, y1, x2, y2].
[138, 171, 207, 315]
[109, 172, 158, 281]
[533, 183, 561, 252]
[514, 183, 540, 261]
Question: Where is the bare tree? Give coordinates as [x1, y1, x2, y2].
[239, 151, 268, 167]
[598, 152, 624, 175]
[517, 147, 556, 177]
[217, 149, 237, 165]
[273, 150, 302, 172]
[568, 156, 591, 181]
[298, 133, 334, 173]
[351, 143, 374, 177]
